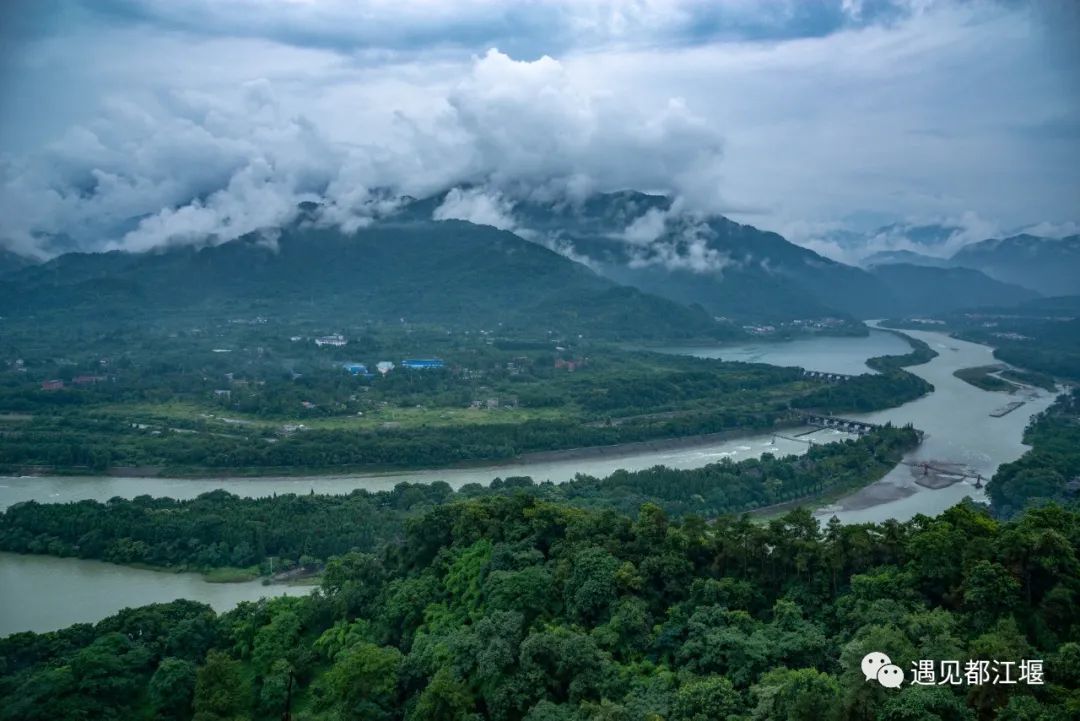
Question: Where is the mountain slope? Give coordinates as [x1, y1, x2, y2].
[863, 249, 951, 268]
[950, 234, 1080, 296]
[870, 264, 1040, 315]
[0, 221, 729, 340]
[0, 247, 38, 277]
[505, 191, 897, 322]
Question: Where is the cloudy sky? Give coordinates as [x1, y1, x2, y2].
[0, 0, 1077, 261]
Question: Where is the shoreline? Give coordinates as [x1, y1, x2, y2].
[5, 421, 812, 482]
[0, 549, 318, 587]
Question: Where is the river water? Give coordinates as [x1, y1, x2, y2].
[0, 326, 1059, 635]
[0, 429, 854, 510]
[661, 329, 912, 375]
[0, 552, 310, 636]
[808, 326, 1060, 523]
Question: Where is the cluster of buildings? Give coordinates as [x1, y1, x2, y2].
[341, 359, 444, 376]
[743, 317, 850, 336]
[40, 375, 106, 391]
[470, 396, 519, 410]
[554, 357, 587, 372]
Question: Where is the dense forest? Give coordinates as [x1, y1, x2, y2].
[0, 427, 919, 573]
[2, 496, 1078, 721]
[987, 390, 1080, 517]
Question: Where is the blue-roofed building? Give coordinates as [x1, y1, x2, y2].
[343, 363, 370, 376]
[401, 358, 445, 370]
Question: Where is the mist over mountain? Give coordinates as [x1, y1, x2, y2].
[0, 248, 38, 278]
[414, 189, 1054, 321]
[862, 250, 952, 268]
[0, 219, 730, 341]
[950, 234, 1080, 297]
[3, 188, 1055, 331]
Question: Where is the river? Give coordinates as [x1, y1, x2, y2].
[0, 429, 854, 510]
[666, 326, 1060, 522]
[807, 326, 1061, 523]
[0, 326, 1059, 635]
[0, 551, 310, 636]
[661, 329, 912, 375]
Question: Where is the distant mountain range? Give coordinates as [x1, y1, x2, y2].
[860, 233, 1079, 297]
[863, 249, 952, 268]
[951, 234, 1080, 297]
[449, 191, 1043, 321]
[2, 190, 1074, 335]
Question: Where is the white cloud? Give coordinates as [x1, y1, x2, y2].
[0, 0, 1075, 260]
[433, 187, 517, 231]
[626, 219, 733, 274]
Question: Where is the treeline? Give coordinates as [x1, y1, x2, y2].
[0, 427, 919, 571]
[865, 331, 938, 372]
[791, 371, 931, 414]
[0, 395, 912, 475]
[552, 425, 919, 516]
[987, 389, 1080, 517]
[0, 410, 789, 473]
[2, 496, 1079, 720]
[791, 330, 935, 413]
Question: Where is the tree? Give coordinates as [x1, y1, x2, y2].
[749, 667, 840, 721]
[150, 658, 197, 721]
[962, 560, 1021, 624]
[192, 651, 252, 721]
[320, 641, 402, 721]
[407, 667, 476, 721]
[565, 546, 621, 624]
[672, 676, 741, 721]
[877, 686, 975, 721]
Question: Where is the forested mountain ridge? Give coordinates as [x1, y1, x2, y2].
[417, 190, 1044, 322]
[5, 192, 1057, 333]
[0, 247, 37, 277]
[868, 264, 1038, 315]
[0, 221, 727, 341]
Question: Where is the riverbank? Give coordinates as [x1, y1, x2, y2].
[811, 323, 1064, 524]
[0, 551, 313, 636]
[3, 418, 818, 480]
[5, 329, 934, 480]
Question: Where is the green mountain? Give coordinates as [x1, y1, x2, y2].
[0, 221, 730, 341]
[0, 247, 38, 277]
[950, 234, 1080, 296]
[484, 191, 1039, 321]
[869, 263, 1039, 315]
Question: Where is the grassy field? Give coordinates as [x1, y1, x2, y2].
[94, 401, 577, 433]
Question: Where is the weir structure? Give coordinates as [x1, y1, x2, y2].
[800, 413, 925, 441]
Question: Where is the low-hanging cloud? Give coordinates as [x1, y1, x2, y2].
[0, 0, 1075, 263]
[0, 47, 726, 258]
